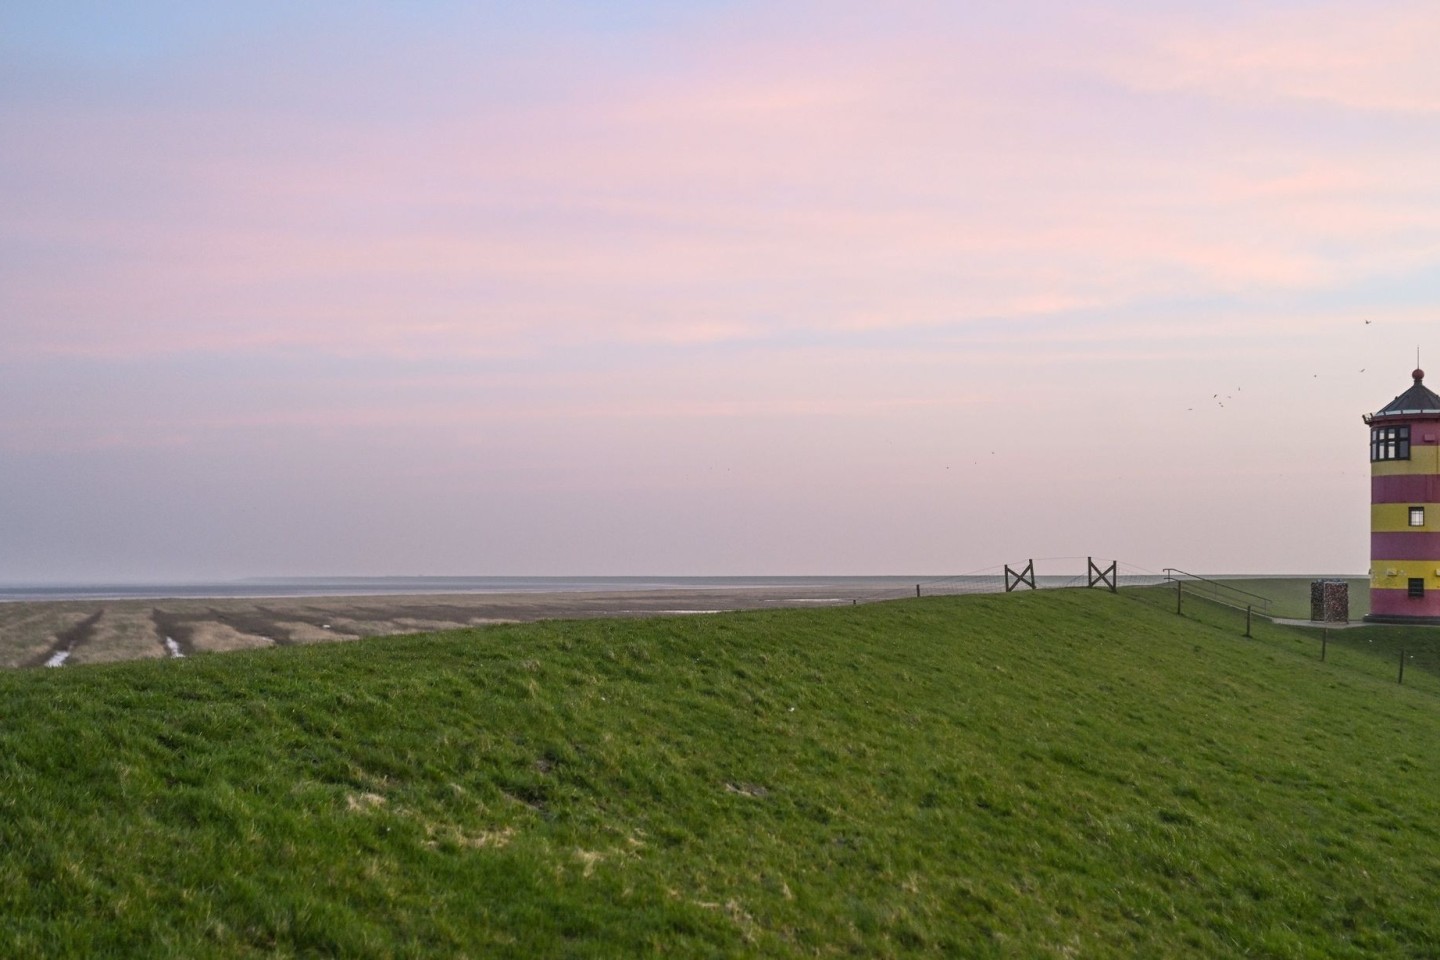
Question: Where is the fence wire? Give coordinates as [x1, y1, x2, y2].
[849, 559, 1170, 604]
[841, 559, 1440, 696]
[1123, 579, 1440, 697]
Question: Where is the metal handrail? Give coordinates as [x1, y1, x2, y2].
[1162, 568, 1272, 616]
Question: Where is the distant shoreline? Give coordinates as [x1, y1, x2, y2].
[0, 575, 956, 604]
[0, 572, 1355, 605]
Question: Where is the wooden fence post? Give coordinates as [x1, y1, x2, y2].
[1321, 629, 1327, 662]
[1004, 560, 1036, 593]
[1087, 557, 1117, 593]
[1399, 650, 1406, 685]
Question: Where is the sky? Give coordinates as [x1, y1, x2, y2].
[3, 0, 1439, 581]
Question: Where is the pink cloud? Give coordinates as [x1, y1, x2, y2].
[5, 0, 1438, 370]
[1103, 2, 1440, 114]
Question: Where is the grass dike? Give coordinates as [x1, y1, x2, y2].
[1, 588, 1439, 957]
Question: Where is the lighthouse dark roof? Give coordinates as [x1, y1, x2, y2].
[1370, 369, 1440, 420]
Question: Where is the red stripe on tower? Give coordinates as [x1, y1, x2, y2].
[1370, 532, 1440, 560]
[1372, 474, 1440, 503]
[1371, 589, 1440, 619]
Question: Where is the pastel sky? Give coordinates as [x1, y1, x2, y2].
[4, 0, 1439, 581]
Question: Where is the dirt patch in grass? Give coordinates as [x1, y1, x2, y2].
[346, 792, 387, 811]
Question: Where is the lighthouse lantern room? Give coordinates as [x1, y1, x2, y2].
[1365, 367, 1440, 623]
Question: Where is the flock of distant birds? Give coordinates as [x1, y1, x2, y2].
[1196, 388, 1240, 411]
[959, 320, 1397, 466]
[1187, 319, 1390, 411]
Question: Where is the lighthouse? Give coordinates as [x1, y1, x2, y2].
[1365, 367, 1440, 623]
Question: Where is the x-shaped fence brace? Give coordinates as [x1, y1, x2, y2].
[1004, 559, 1036, 592]
[1087, 557, 1117, 593]
[1002, 558, 1118, 593]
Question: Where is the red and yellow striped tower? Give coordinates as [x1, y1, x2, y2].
[1365, 367, 1440, 623]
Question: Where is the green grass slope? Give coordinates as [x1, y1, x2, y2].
[3, 590, 1440, 958]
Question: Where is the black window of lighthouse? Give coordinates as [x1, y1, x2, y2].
[1411, 506, 1426, 527]
[1372, 425, 1411, 461]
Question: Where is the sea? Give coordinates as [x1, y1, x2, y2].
[0, 573, 1169, 603]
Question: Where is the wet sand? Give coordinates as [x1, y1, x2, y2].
[0, 585, 899, 669]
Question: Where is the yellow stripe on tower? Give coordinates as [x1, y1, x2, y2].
[1372, 503, 1440, 532]
[1370, 561, 1440, 589]
[1372, 444, 1440, 476]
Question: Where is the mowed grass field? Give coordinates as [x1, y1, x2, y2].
[4, 589, 1440, 957]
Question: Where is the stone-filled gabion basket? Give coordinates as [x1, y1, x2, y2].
[1310, 579, 1349, 623]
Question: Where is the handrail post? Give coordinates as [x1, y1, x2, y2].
[1175, 580, 1183, 615]
[1245, 605, 1252, 638]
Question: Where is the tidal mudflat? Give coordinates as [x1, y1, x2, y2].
[0, 586, 873, 668]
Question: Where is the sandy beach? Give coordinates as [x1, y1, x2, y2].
[0, 585, 896, 669]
